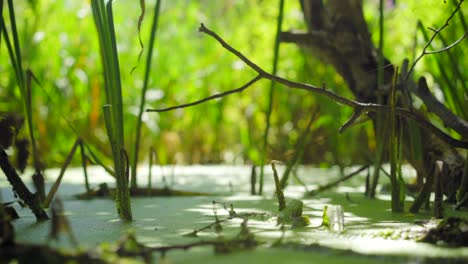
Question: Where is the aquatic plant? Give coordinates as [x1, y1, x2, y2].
[91, 0, 132, 220]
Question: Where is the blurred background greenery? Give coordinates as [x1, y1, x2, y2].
[1, 0, 466, 169]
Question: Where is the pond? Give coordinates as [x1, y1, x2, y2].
[1, 165, 467, 263]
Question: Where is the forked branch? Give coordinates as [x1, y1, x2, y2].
[146, 24, 468, 149]
[406, 0, 466, 79]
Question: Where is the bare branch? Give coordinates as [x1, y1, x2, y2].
[406, 0, 465, 79]
[146, 24, 468, 149]
[339, 109, 364, 134]
[198, 24, 267, 75]
[426, 30, 468, 55]
[414, 77, 468, 136]
[147, 75, 262, 112]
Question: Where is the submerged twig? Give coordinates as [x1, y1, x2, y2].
[184, 202, 270, 237]
[147, 147, 157, 194]
[120, 236, 259, 258]
[48, 199, 78, 247]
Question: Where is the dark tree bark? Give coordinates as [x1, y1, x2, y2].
[282, 0, 466, 205]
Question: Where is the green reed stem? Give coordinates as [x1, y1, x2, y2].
[259, 0, 284, 195]
[79, 140, 91, 195]
[91, 0, 132, 221]
[368, 0, 386, 198]
[416, 22, 465, 116]
[271, 161, 286, 211]
[2, 1, 45, 199]
[147, 147, 156, 195]
[279, 108, 319, 189]
[390, 67, 404, 212]
[43, 138, 81, 208]
[131, 0, 162, 189]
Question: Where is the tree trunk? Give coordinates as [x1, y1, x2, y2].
[282, 0, 466, 206]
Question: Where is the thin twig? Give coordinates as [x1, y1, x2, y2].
[119, 237, 259, 257]
[147, 75, 262, 112]
[307, 165, 368, 196]
[406, 0, 465, 79]
[185, 210, 270, 236]
[146, 23, 468, 149]
[43, 138, 82, 208]
[426, 30, 468, 54]
[339, 108, 363, 133]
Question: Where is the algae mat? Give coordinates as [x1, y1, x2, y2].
[2, 165, 468, 263]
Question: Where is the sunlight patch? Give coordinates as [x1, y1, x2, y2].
[95, 211, 111, 216]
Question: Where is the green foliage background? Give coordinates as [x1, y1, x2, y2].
[0, 0, 466, 168]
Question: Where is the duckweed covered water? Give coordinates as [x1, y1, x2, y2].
[2, 165, 467, 263]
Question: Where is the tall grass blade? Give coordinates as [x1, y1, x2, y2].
[43, 138, 81, 208]
[7, 0, 23, 88]
[130, 0, 146, 73]
[416, 22, 464, 116]
[438, 35, 467, 96]
[91, 0, 132, 220]
[79, 140, 91, 195]
[259, 0, 284, 195]
[131, 0, 162, 189]
[0, 1, 3, 41]
[3, 1, 44, 198]
[279, 107, 319, 189]
[368, 0, 386, 198]
[84, 143, 115, 177]
[390, 67, 403, 212]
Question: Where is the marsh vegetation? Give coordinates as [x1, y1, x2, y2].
[1, 0, 467, 263]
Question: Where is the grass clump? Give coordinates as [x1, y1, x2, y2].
[91, 0, 132, 221]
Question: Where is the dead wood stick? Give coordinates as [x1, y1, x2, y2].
[146, 24, 468, 149]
